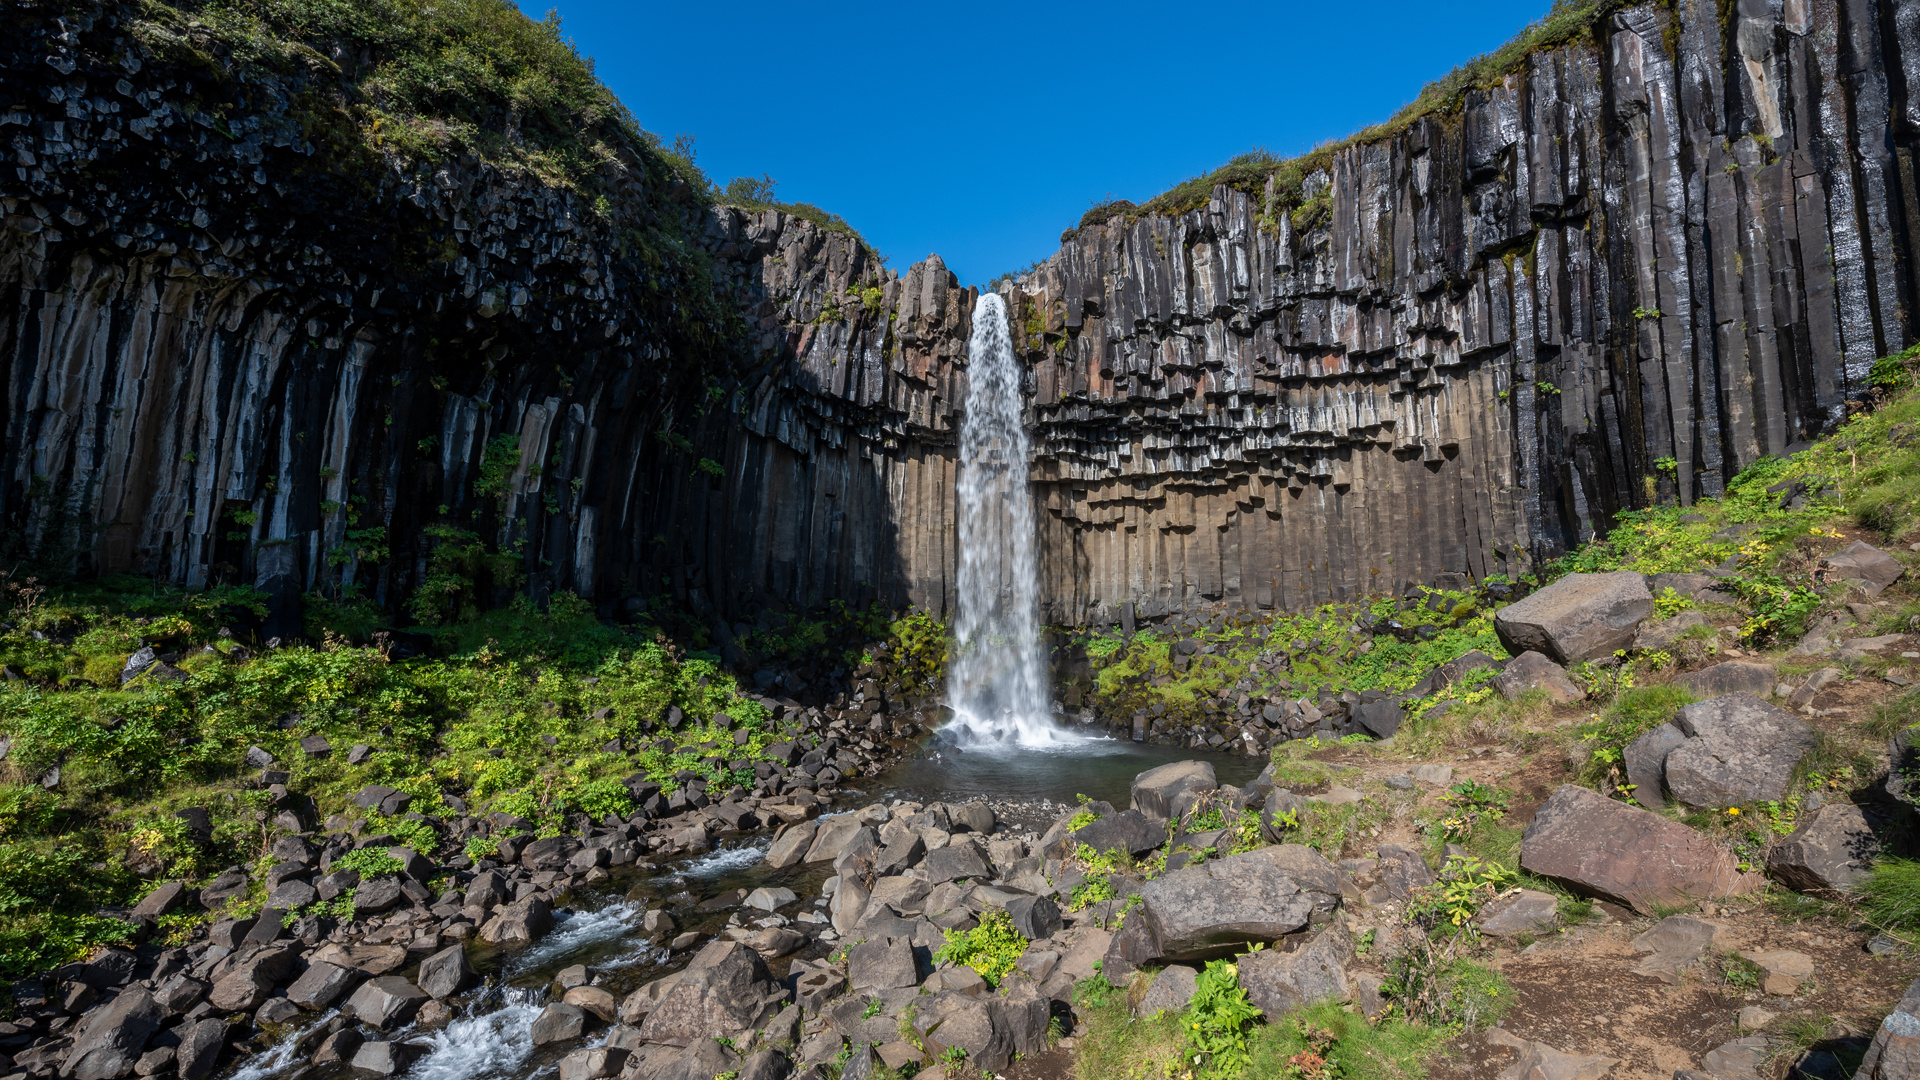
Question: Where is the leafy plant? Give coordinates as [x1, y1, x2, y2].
[931, 909, 1026, 988]
[1184, 958, 1263, 1078]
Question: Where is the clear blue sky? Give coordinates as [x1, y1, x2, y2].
[522, 1, 1559, 284]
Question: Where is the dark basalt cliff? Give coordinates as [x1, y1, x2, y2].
[4, 0, 1918, 636]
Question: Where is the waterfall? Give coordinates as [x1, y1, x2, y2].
[944, 294, 1085, 748]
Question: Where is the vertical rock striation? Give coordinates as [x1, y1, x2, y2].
[4, 0, 1920, 633]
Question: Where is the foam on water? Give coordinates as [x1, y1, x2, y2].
[224, 1009, 338, 1080]
[680, 839, 769, 877]
[403, 988, 546, 1080]
[504, 899, 644, 975]
[944, 293, 1088, 750]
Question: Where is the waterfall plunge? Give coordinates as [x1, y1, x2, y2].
[943, 294, 1088, 749]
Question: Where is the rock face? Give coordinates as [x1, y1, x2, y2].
[1663, 693, 1816, 807]
[1493, 573, 1653, 663]
[1519, 784, 1757, 913]
[5, 0, 1915, 628]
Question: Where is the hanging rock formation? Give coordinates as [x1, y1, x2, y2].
[3, 0, 1917, 632]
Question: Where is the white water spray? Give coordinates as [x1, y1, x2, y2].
[944, 294, 1084, 748]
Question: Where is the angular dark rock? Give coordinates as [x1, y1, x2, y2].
[1004, 894, 1062, 941]
[847, 937, 918, 992]
[1374, 844, 1435, 901]
[285, 961, 358, 1010]
[1821, 540, 1906, 597]
[417, 945, 477, 999]
[1238, 920, 1354, 1019]
[1130, 760, 1217, 822]
[1494, 572, 1653, 663]
[480, 896, 553, 946]
[1069, 810, 1167, 857]
[1855, 975, 1920, 1079]
[174, 1019, 228, 1080]
[911, 990, 1013, 1074]
[1354, 699, 1404, 738]
[1665, 693, 1816, 807]
[1622, 722, 1688, 809]
[1673, 661, 1778, 699]
[1135, 849, 1315, 961]
[1765, 803, 1882, 896]
[921, 844, 992, 884]
[1519, 785, 1757, 913]
[344, 976, 429, 1030]
[130, 882, 193, 919]
[61, 986, 164, 1080]
[1490, 650, 1584, 703]
[532, 1002, 588, 1046]
[636, 941, 782, 1046]
[348, 1040, 421, 1076]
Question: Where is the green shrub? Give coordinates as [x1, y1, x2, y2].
[330, 848, 406, 878]
[932, 909, 1026, 988]
[1184, 958, 1263, 1078]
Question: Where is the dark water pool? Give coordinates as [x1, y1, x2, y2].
[864, 734, 1266, 816]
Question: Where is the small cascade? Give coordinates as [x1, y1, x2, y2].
[943, 294, 1092, 749]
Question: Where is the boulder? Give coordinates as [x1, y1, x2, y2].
[310, 1028, 363, 1067]
[1701, 1035, 1768, 1080]
[153, 974, 207, 1015]
[1519, 785, 1757, 913]
[1738, 949, 1813, 995]
[207, 947, 296, 1011]
[1354, 699, 1405, 738]
[348, 1040, 421, 1076]
[344, 976, 429, 1030]
[1493, 571, 1653, 663]
[951, 803, 995, 833]
[1134, 849, 1316, 961]
[1131, 760, 1217, 822]
[1854, 975, 1920, 1079]
[532, 1002, 588, 1046]
[1069, 810, 1167, 857]
[847, 937, 918, 992]
[830, 875, 869, 936]
[804, 816, 870, 864]
[1821, 540, 1906, 596]
[1375, 844, 1435, 901]
[1135, 965, 1198, 1017]
[1632, 610, 1713, 651]
[174, 1019, 227, 1080]
[911, 990, 1013, 1074]
[62, 987, 164, 1080]
[1409, 651, 1504, 697]
[130, 882, 192, 919]
[744, 928, 807, 959]
[564, 986, 620, 1023]
[744, 887, 798, 912]
[765, 821, 818, 869]
[480, 896, 553, 946]
[1673, 661, 1778, 699]
[636, 941, 784, 1046]
[1665, 693, 1816, 807]
[558, 1047, 630, 1080]
[285, 961, 358, 1010]
[921, 845, 992, 885]
[1477, 890, 1559, 937]
[1238, 920, 1354, 1020]
[1004, 895, 1062, 941]
[1766, 802, 1881, 896]
[1490, 651, 1584, 703]
[1622, 722, 1689, 809]
[417, 945, 477, 999]
[1629, 916, 1719, 981]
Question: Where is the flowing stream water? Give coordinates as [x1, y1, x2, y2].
[943, 293, 1086, 750]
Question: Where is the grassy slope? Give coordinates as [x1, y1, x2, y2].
[1061, 354, 1920, 1080]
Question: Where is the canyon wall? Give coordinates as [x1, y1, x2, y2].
[5, 0, 1920, 635]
